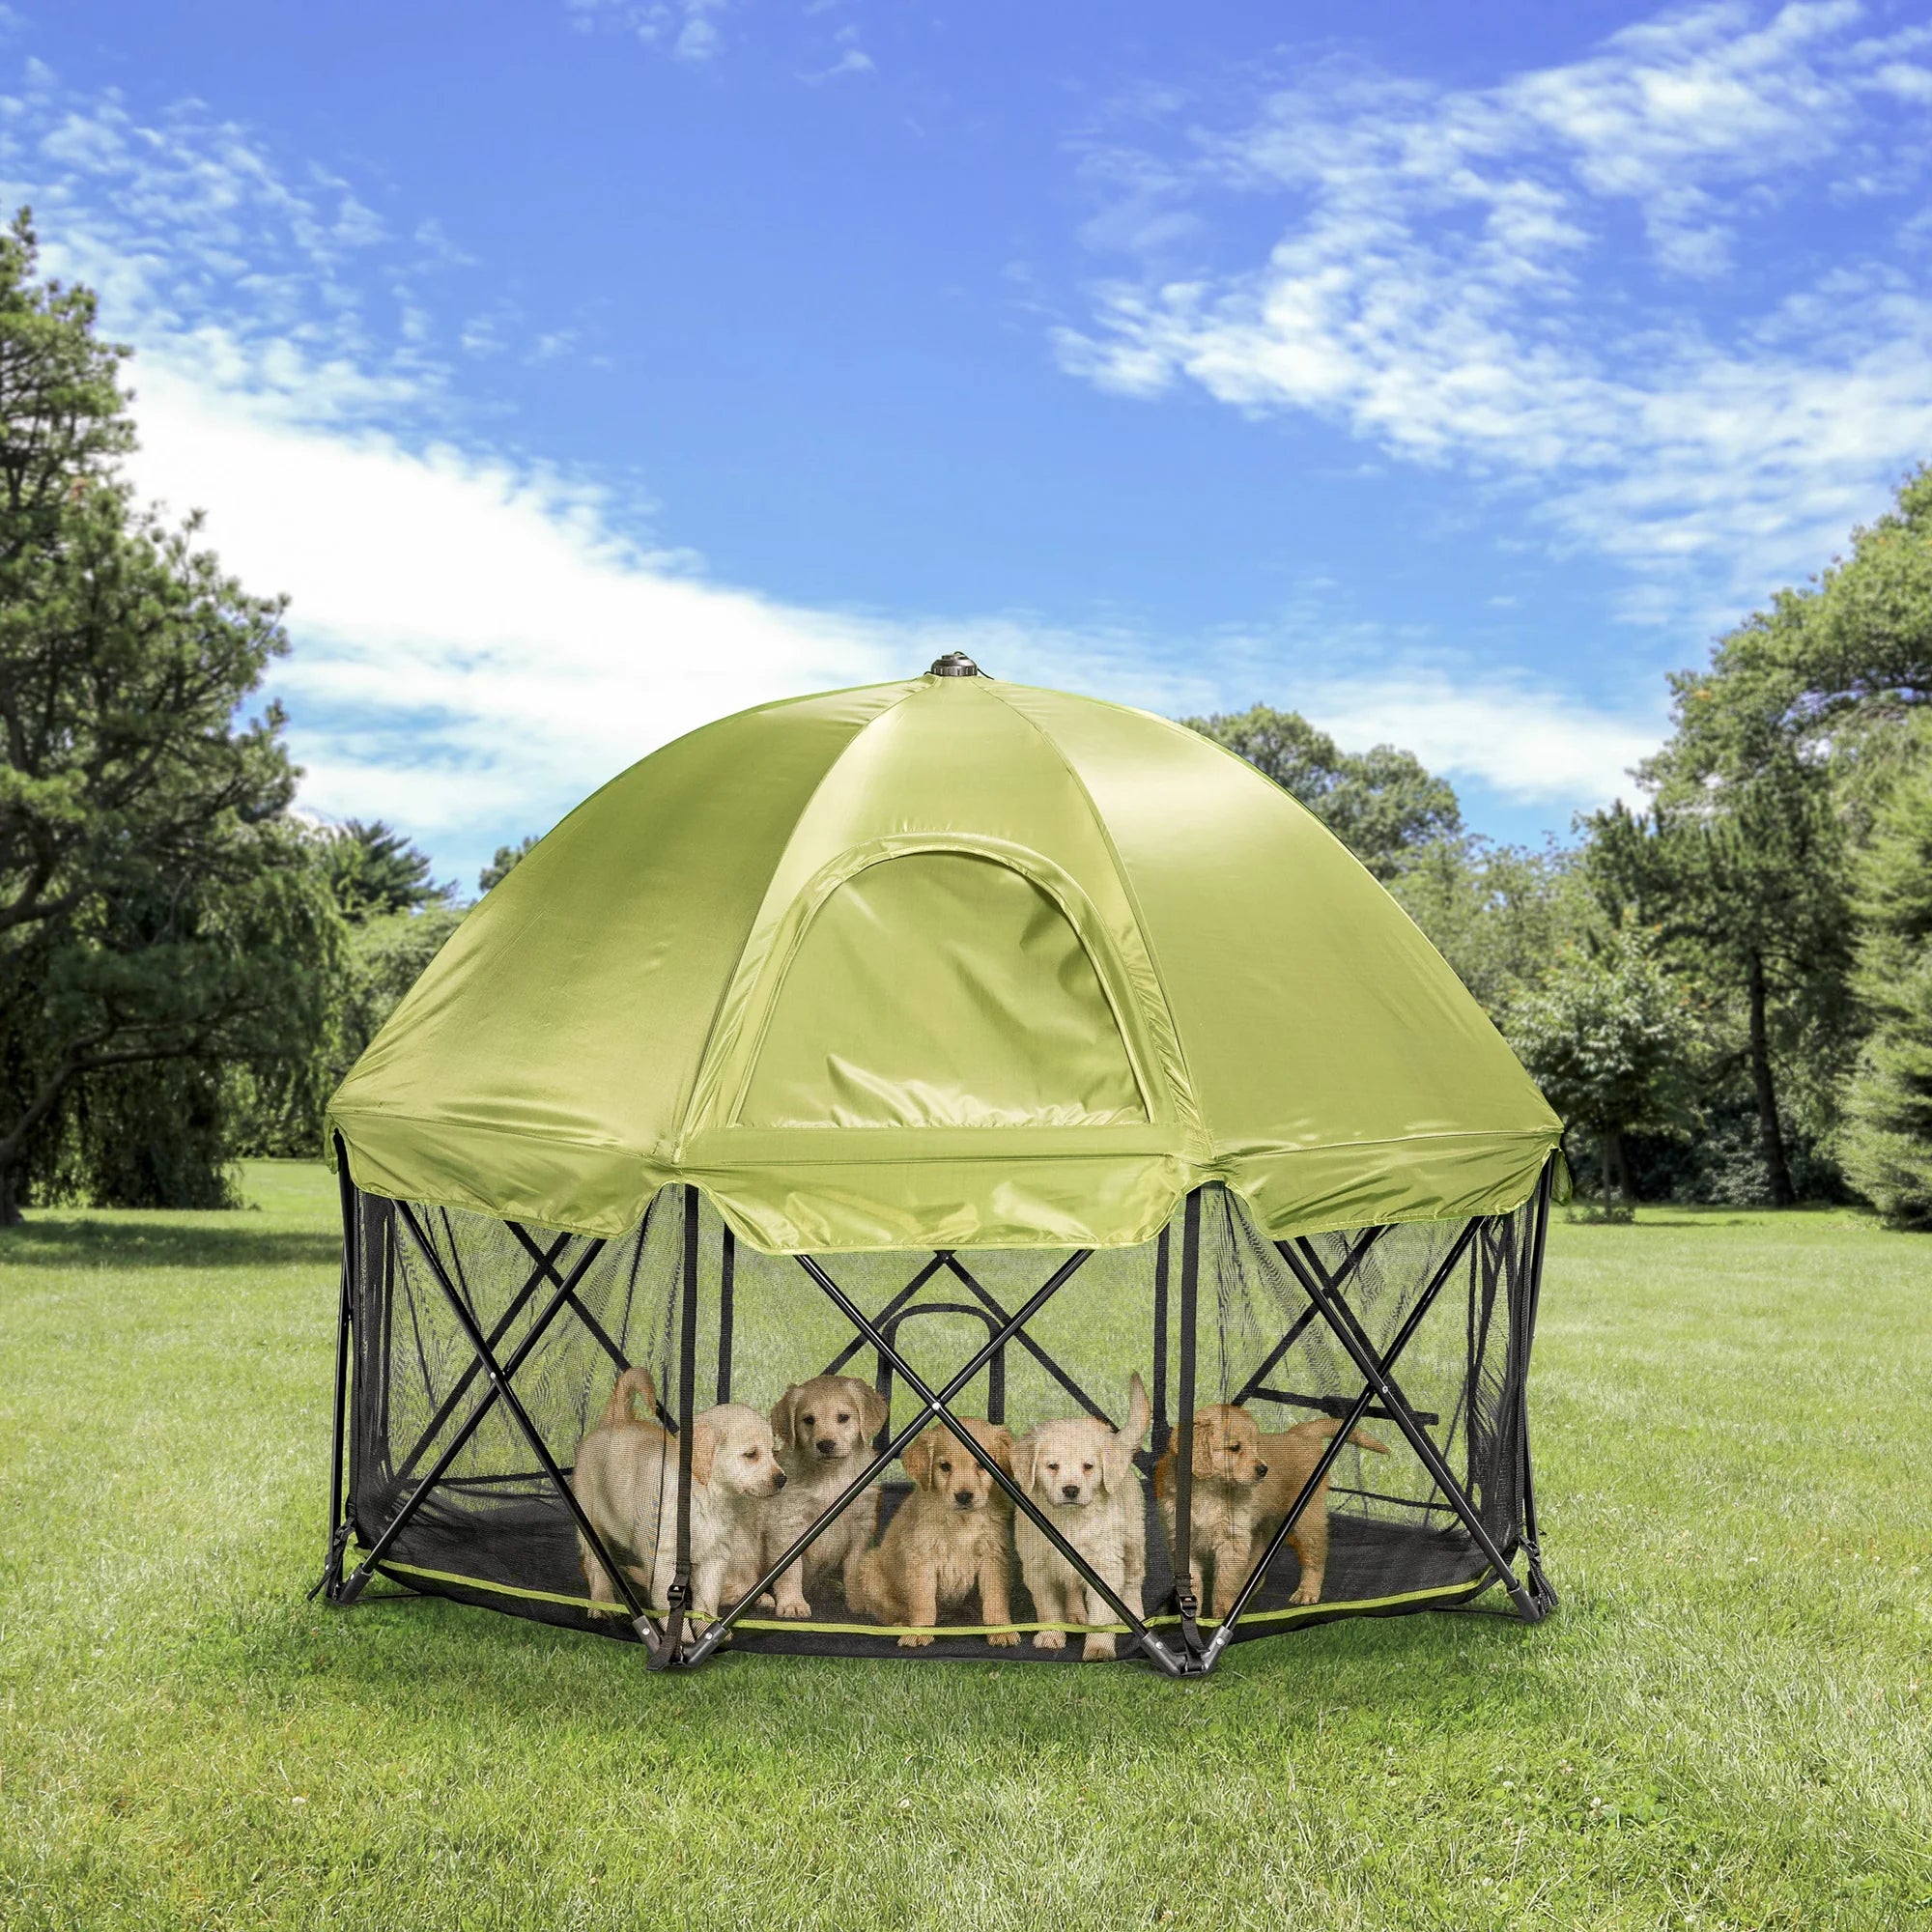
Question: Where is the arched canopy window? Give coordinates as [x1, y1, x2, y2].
[737, 851, 1148, 1129]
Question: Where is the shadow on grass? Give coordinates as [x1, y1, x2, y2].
[0, 1215, 340, 1271]
[262, 1581, 1551, 1744]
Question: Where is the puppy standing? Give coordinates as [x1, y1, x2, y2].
[1249, 1415, 1388, 1605]
[761, 1374, 890, 1617]
[847, 1418, 1020, 1647]
[1012, 1373, 1151, 1660]
[571, 1368, 787, 1620]
[1153, 1403, 1385, 1614]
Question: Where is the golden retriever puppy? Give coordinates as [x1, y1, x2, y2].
[847, 1418, 1020, 1647]
[1152, 1402, 1269, 1618]
[571, 1368, 786, 1621]
[1250, 1415, 1388, 1605]
[1153, 1404, 1386, 1614]
[1012, 1374, 1151, 1660]
[759, 1374, 890, 1617]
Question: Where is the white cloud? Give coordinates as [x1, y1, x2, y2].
[1, 59, 1659, 879]
[564, 0, 732, 61]
[1058, 2, 1932, 614]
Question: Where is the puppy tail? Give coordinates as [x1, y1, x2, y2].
[1122, 1371, 1151, 1449]
[599, 1365, 660, 1432]
[1305, 1416, 1389, 1456]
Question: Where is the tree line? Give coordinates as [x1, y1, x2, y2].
[2, 211, 1928, 1226]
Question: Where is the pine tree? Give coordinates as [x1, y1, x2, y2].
[1841, 728, 1932, 1226]
[0, 210, 344, 1221]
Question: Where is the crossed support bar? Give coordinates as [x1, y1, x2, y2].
[321, 1166, 1556, 1673]
[322, 1193, 665, 1654]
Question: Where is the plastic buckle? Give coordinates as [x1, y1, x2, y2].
[650, 1579, 690, 1671]
[1174, 1587, 1208, 1671]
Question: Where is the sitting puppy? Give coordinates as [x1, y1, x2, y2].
[847, 1418, 1020, 1647]
[760, 1374, 890, 1618]
[1153, 1404, 1385, 1614]
[1250, 1415, 1388, 1605]
[1012, 1374, 1151, 1660]
[1152, 1402, 1269, 1619]
[571, 1367, 786, 1621]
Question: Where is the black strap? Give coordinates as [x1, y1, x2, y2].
[657, 1183, 702, 1667]
[716, 1223, 735, 1405]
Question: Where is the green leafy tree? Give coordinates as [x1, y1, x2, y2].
[1508, 918, 1703, 1214]
[0, 210, 345, 1222]
[1390, 837, 1587, 1019]
[1840, 724, 1932, 1225]
[1584, 754, 1851, 1208]
[323, 818, 450, 921]
[1182, 704, 1463, 879]
[478, 834, 538, 895]
[1620, 464, 1930, 1208]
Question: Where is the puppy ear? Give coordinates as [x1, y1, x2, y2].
[691, 1416, 719, 1487]
[983, 1425, 1015, 1479]
[627, 1365, 661, 1422]
[1010, 1432, 1037, 1494]
[860, 1382, 890, 1442]
[1151, 1442, 1173, 1502]
[1192, 1409, 1218, 1477]
[900, 1429, 934, 1490]
[769, 1384, 800, 1454]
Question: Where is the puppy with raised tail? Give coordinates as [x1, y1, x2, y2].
[1011, 1373, 1151, 1660]
[571, 1367, 787, 1621]
[760, 1374, 890, 1618]
[847, 1418, 1020, 1647]
[1153, 1403, 1385, 1613]
[1250, 1414, 1389, 1605]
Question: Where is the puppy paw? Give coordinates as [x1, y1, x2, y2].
[1289, 1579, 1321, 1605]
[896, 1631, 935, 1648]
[756, 1593, 776, 1611]
[775, 1596, 812, 1620]
[1081, 1634, 1118, 1662]
[986, 1630, 1020, 1648]
[1032, 1628, 1066, 1650]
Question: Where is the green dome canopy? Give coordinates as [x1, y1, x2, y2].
[327, 668, 1563, 1252]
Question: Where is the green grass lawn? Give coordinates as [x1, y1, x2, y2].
[2, 1164, 1927, 1931]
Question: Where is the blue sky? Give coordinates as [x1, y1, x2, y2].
[8, 1, 1932, 888]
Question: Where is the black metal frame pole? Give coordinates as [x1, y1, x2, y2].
[1275, 1235, 1546, 1623]
[386, 1205, 662, 1644]
[336, 1211, 659, 1642]
[818, 1255, 950, 1380]
[682, 1246, 1097, 1658]
[795, 1256, 1170, 1656]
[310, 1135, 359, 1603]
[1203, 1218, 1481, 1660]
[507, 1221, 633, 1373]
[1232, 1226, 1384, 1408]
[683, 1247, 1185, 1673]
[389, 1230, 573, 1486]
[940, 1255, 1114, 1425]
[1515, 1163, 1558, 1613]
[389, 1205, 662, 1650]
[1169, 1188, 1205, 1665]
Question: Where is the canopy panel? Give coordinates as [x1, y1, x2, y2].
[327, 670, 1563, 1250]
[738, 851, 1147, 1131]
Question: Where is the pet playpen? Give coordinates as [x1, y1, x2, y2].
[317, 657, 1565, 1674]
